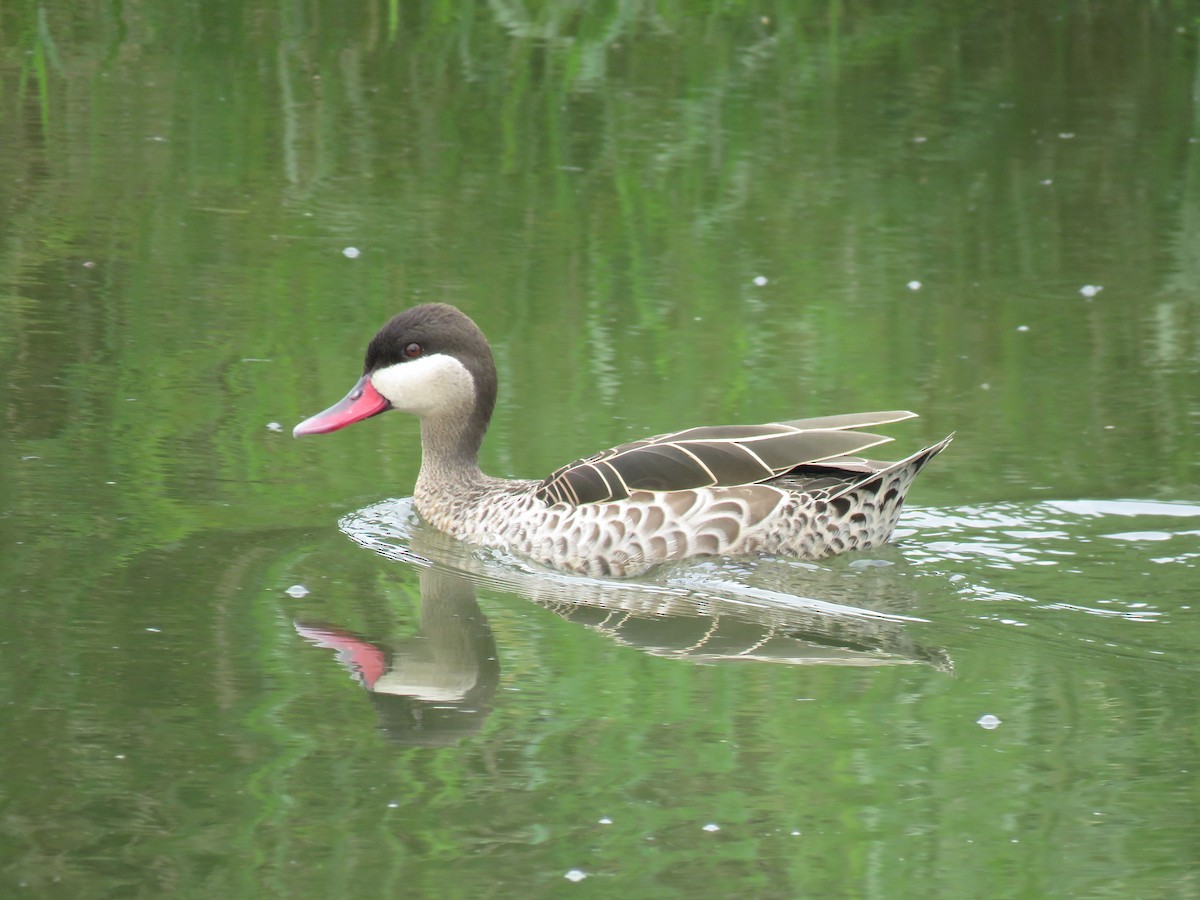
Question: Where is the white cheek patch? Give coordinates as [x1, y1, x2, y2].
[370, 354, 475, 416]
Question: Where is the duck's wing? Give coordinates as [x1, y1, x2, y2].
[535, 411, 918, 505]
[776, 410, 917, 431]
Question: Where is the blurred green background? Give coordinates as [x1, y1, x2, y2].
[1, 2, 1197, 897]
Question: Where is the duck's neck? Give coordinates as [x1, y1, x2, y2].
[414, 411, 490, 505]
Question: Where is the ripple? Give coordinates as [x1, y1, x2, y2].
[337, 495, 1199, 671]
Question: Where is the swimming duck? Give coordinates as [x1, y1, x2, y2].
[295, 303, 952, 577]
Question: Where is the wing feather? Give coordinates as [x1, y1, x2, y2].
[778, 410, 917, 431]
[536, 411, 920, 505]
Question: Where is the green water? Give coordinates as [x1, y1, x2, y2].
[2, 2, 1198, 897]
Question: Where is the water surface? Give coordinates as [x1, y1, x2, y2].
[2, 2, 1198, 897]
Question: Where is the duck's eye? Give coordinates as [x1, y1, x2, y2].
[402, 342, 423, 359]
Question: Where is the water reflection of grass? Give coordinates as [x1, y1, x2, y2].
[1, 3, 1197, 550]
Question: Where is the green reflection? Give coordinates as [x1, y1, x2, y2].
[1, 1, 1198, 897]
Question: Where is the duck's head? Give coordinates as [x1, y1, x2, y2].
[293, 304, 498, 451]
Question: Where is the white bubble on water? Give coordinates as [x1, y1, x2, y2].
[977, 714, 1002, 729]
[285, 584, 310, 598]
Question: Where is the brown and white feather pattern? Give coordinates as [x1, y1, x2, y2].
[414, 412, 952, 578]
[298, 305, 953, 578]
[537, 410, 918, 505]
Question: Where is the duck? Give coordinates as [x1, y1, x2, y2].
[294, 303, 952, 577]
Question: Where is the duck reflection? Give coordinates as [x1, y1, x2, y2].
[295, 501, 951, 744]
[536, 590, 950, 667]
[295, 568, 499, 746]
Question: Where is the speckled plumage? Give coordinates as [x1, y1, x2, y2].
[414, 436, 951, 577]
[296, 303, 953, 578]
